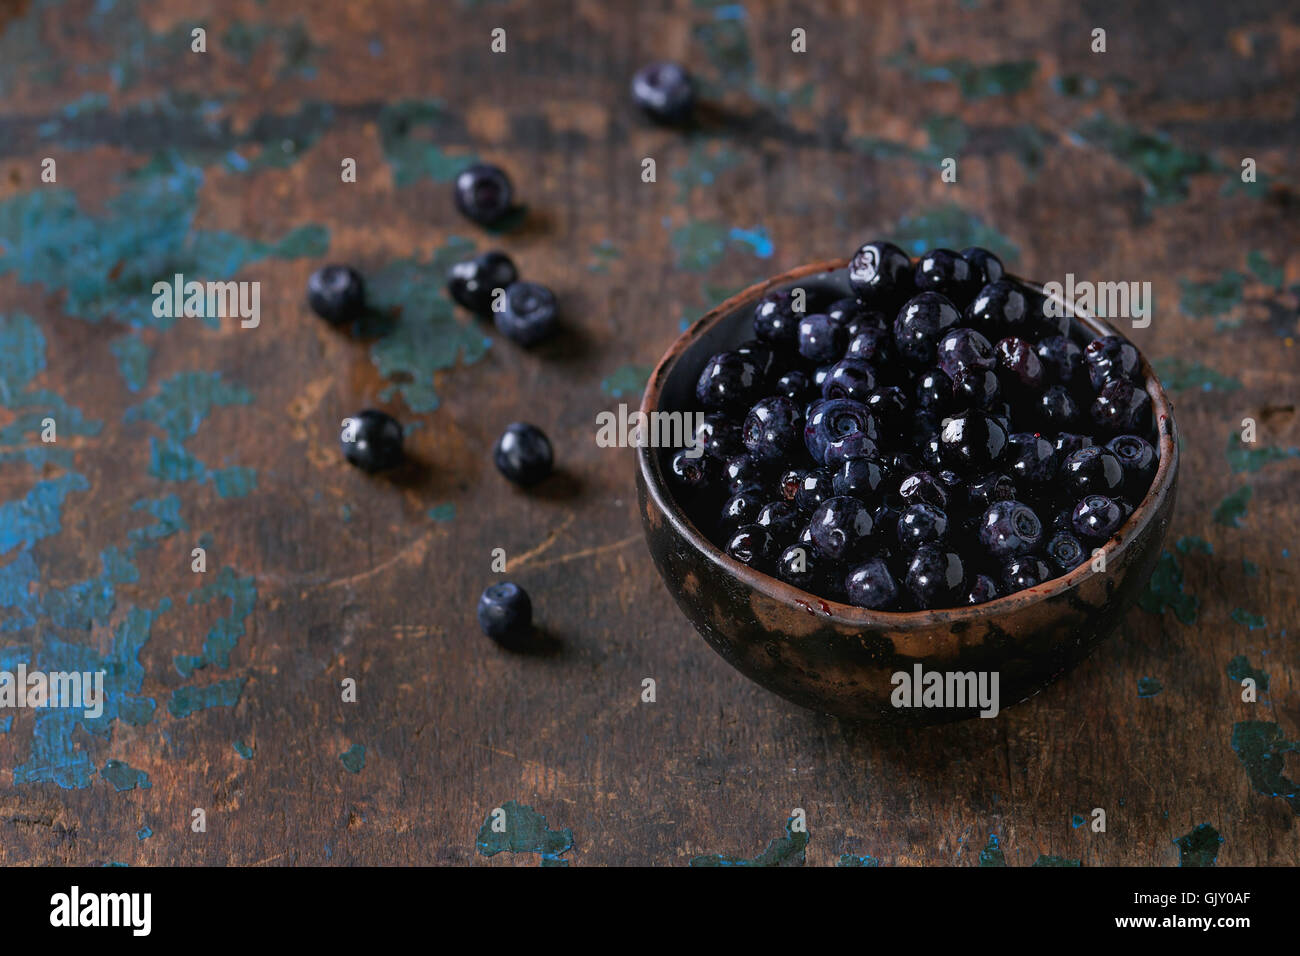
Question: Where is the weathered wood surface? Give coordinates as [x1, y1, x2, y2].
[0, 0, 1296, 866]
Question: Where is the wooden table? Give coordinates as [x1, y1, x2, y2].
[0, 0, 1296, 866]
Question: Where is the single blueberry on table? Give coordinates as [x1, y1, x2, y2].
[904, 545, 966, 609]
[978, 500, 1044, 558]
[848, 240, 914, 304]
[845, 557, 899, 610]
[308, 264, 366, 324]
[341, 409, 403, 472]
[447, 250, 517, 315]
[477, 582, 534, 646]
[631, 61, 696, 123]
[494, 422, 554, 485]
[496, 281, 558, 346]
[809, 496, 875, 562]
[454, 163, 514, 226]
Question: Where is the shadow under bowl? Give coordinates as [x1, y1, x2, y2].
[636, 258, 1180, 724]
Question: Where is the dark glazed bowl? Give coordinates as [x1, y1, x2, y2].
[636, 258, 1180, 723]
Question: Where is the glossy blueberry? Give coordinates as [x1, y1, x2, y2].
[904, 546, 966, 609]
[898, 471, 949, 510]
[496, 281, 558, 346]
[696, 350, 767, 410]
[821, 358, 876, 402]
[447, 251, 517, 315]
[897, 503, 949, 551]
[779, 467, 808, 501]
[826, 297, 866, 328]
[631, 61, 695, 123]
[994, 337, 1045, 390]
[308, 265, 366, 324]
[848, 240, 913, 304]
[720, 487, 765, 534]
[804, 398, 878, 465]
[794, 468, 836, 513]
[844, 309, 891, 338]
[743, 396, 803, 461]
[845, 558, 899, 610]
[951, 367, 1002, 410]
[1061, 445, 1125, 498]
[753, 289, 805, 346]
[494, 422, 554, 485]
[893, 292, 961, 366]
[774, 369, 814, 402]
[725, 524, 779, 569]
[939, 410, 1008, 471]
[669, 448, 713, 491]
[1004, 433, 1057, 485]
[833, 456, 887, 499]
[809, 496, 875, 562]
[693, 411, 745, 460]
[967, 472, 1017, 512]
[723, 454, 772, 495]
[978, 500, 1043, 558]
[755, 499, 801, 538]
[1083, 335, 1141, 390]
[777, 543, 826, 592]
[1038, 385, 1080, 429]
[341, 409, 403, 472]
[845, 326, 891, 364]
[1071, 494, 1124, 541]
[1053, 432, 1094, 460]
[881, 451, 923, 480]
[1045, 531, 1086, 574]
[1090, 378, 1152, 435]
[966, 573, 1000, 606]
[960, 247, 1004, 287]
[1001, 555, 1051, 593]
[864, 386, 909, 438]
[1036, 335, 1083, 385]
[797, 313, 847, 363]
[964, 280, 1027, 339]
[936, 328, 996, 378]
[1107, 434, 1157, 497]
[914, 248, 978, 304]
[477, 582, 533, 646]
[454, 163, 514, 226]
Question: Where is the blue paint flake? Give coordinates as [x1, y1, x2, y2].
[167, 676, 246, 719]
[174, 566, 257, 677]
[340, 744, 366, 773]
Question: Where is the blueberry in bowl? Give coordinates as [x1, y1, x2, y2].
[636, 248, 1179, 723]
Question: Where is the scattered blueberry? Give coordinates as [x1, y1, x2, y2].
[477, 582, 533, 646]
[494, 422, 554, 485]
[631, 61, 696, 123]
[454, 163, 514, 226]
[308, 265, 366, 324]
[496, 281, 558, 346]
[341, 409, 403, 472]
[448, 250, 517, 315]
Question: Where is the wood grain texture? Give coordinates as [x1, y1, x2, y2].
[0, 0, 1296, 867]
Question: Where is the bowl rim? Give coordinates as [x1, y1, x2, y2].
[637, 256, 1180, 630]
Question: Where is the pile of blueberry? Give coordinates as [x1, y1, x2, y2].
[306, 162, 562, 647]
[670, 241, 1159, 611]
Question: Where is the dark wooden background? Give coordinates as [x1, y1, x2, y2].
[0, 0, 1296, 866]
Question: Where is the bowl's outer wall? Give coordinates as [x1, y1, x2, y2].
[637, 261, 1180, 722]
